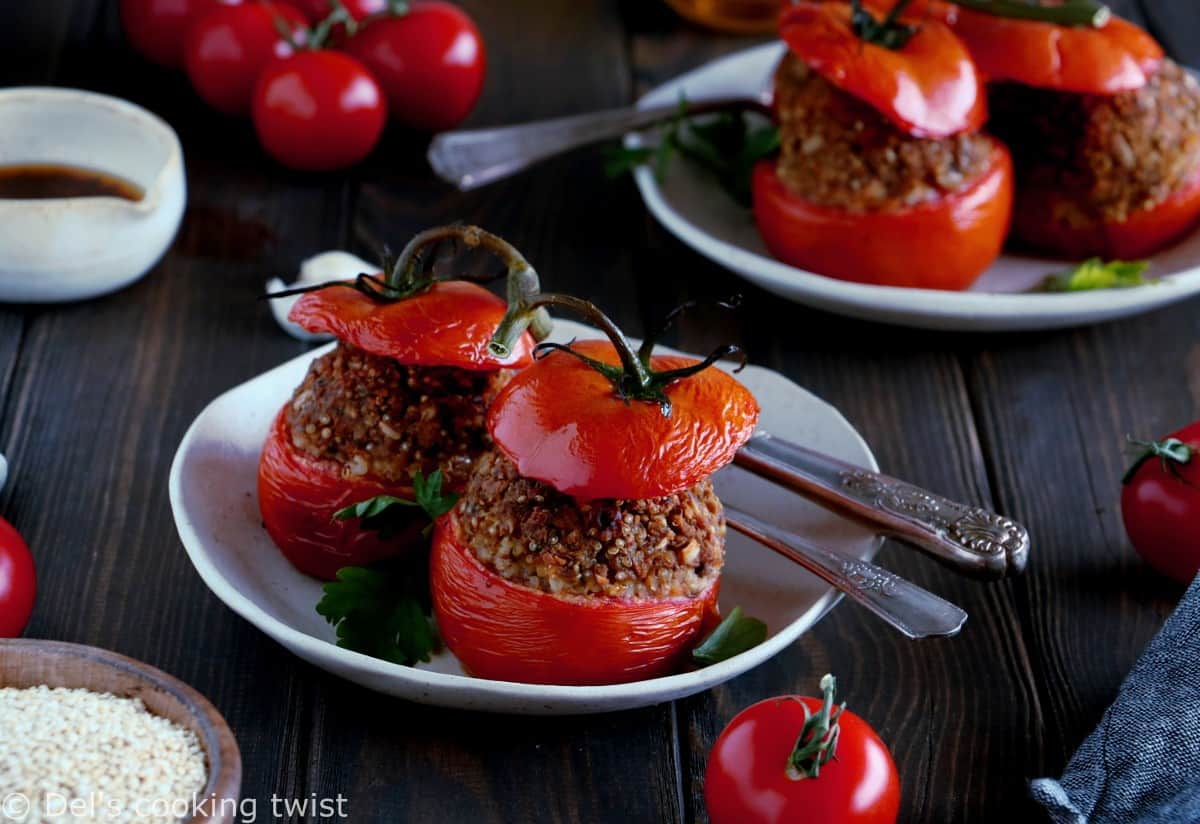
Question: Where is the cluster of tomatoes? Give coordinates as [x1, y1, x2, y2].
[120, 0, 486, 171]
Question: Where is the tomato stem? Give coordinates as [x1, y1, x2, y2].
[786, 674, 845, 781]
[948, 0, 1111, 27]
[1122, 436, 1194, 485]
[491, 292, 745, 417]
[850, 0, 918, 49]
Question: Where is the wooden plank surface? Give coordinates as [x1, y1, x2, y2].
[2, 1, 1200, 823]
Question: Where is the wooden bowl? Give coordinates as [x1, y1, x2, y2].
[0, 639, 241, 824]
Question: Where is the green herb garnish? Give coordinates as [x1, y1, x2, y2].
[692, 606, 768, 666]
[1041, 257, 1152, 292]
[334, 469, 459, 538]
[316, 561, 436, 666]
[606, 95, 779, 208]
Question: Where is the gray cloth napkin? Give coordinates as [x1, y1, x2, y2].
[1030, 574, 1200, 824]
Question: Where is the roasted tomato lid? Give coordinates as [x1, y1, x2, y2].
[279, 226, 537, 371]
[486, 296, 760, 501]
[779, 1, 985, 138]
[862, 0, 1162, 94]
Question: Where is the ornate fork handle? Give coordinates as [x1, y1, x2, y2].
[735, 434, 1030, 579]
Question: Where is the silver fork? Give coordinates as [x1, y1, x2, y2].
[427, 96, 769, 191]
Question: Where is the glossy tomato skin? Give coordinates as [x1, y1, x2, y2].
[779, 1, 984, 138]
[258, 409, 424, 580]
[1012, 167, 1200, 260]
[185, 3, 307, 115]
[344, 2, 486, 132]
[252, 50, 386, 171]
[121, 0, 239, 67]
[752, 137, 1013, 290]
[705, 696, 900, 824]
[1121, 422, 1200, 583]
[486, 340, 760, 501]
[0, 516, 35, 638]
[288, 280, 534, 369]
[431, 512, 721, 685]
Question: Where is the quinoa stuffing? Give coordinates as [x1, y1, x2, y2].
[455, 451, 725, 600]
[286, 342, 509, 488]
[773, 53, 995, 212]
[989, 59, 1200, 222]
[0, 686, 207, 824]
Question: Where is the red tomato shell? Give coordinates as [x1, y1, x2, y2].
[120, 0, 237, 68]
[1121, 421, 1200, 583]
[344, 2, 486, 132]
[0, 516, 35, 638]
[287, 280, 535, 370]
[705, 695, 901, 824]
[185, 3, 308, 115]
[257, 409, 423, 580]
[779, 1, 985, 138]
[1011, 166, 1200, 260]
[252, 50, 386, 171]
[431, 512, 721, 685]
[751, 137, 1013, 290]
[486, 340, 760, 501]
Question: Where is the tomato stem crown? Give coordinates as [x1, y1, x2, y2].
[491, 290, 745, 417]
[265, 225, 552, 340]
[850, 0, 918, 49]
[786, 673, 846, 781]
[1123, 436, 1194, 485]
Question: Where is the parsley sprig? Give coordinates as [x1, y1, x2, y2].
[316, 560, 436, 666]
[692, 606, 768, 666]
[1041, 257, 1152, 292]
[606, 96, 780, 208]
[334, 469, 460, 538]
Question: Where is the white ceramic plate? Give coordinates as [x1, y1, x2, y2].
[169, 320, 880, 714]
[630, 43, 1200, 332]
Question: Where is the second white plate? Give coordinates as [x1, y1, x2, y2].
[631, 43, 1200, 332]
[169, 320, 882, 714]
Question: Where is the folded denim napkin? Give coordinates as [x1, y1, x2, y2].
[1030, 574, 1200, 823]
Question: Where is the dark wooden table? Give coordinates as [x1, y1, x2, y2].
[3, 1, 1198, 821]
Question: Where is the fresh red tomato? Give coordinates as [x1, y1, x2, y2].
[705, 676, 900, 824]
[252, 49, 386, 171]
[779, 1, 984, 138]
[292, 0, 384, 25]
[486, 339, 760, 501]
[343, 2, 486, 132]
[0, 516, 35, 637]
[1121, 422, 1200, 583]
[120, 0, 240, 68]
[184, 3, 307, 115]
[751, 137, 1013, 290]
[430, 511, 720, 684]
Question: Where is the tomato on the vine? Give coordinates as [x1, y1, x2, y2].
[0, 516, 35, 638]
[120, 0, 238, 68]
[185, 3, 308, 116]
[705, 675, 900, 824]
[252, 49, 386, 171]
[344, 1, 485, 132]
[1121, 422, 1200, 583]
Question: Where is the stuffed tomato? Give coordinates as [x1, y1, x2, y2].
[258, 226, 536, 580]
[900, 0, 1200, 259]
[753, 2, 1011, 290]
[431, 299, 759, 686]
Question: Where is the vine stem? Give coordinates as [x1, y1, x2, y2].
[948, 0, 1111, 27]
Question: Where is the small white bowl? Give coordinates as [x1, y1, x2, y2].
[0, 87, 186, 303]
